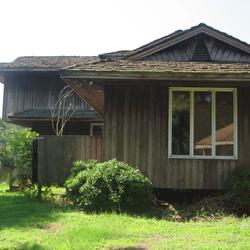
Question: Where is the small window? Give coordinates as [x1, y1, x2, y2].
[90, 123, 103, 136]
[169, 88, 237, 159]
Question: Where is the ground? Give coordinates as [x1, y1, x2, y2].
[0, 183, 249, 250]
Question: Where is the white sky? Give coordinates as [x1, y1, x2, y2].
[0, 0, 249, 116]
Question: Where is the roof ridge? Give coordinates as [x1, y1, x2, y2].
[125, 29, 184, 57]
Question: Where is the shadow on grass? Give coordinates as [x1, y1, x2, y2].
[113, 248, 146, 250]
[0, 190, 61, 229]
[16, 242, 47, 250]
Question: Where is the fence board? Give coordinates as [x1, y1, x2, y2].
[37, 135, 102, 185]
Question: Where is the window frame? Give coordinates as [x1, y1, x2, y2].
[90, 122, 104, 136]
[168, 87, 237, 160]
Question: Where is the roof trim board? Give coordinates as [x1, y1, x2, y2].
[60, 71, 250, 82]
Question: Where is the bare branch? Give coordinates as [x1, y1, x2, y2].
[50, 85, 79, 136]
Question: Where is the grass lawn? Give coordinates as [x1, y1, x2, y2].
[0, 183, 249, 250]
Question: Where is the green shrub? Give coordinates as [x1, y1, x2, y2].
[0, 122, 38, 187]
[65, 159, 152, 212]
[224, 168, 250, 213]
[7, 129, 38, 185]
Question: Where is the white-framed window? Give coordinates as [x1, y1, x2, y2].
[90, 123, 103, 136]
[168, 87, 237, 159]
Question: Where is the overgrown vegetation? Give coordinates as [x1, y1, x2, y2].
[0, 120, 37, 188]
[0, 182, 250, 250]
[65, 159, 152, 212]
[224, 168, 250, 214]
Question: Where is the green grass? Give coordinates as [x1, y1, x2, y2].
[0, 183, 249, 250]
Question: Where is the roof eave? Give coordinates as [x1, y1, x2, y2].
[7, 116, 103, 122]
[60, 70, 250, 82]
[0, 67, 59, 72]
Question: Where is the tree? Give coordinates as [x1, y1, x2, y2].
[0, 121, 37, 188]
[7, 129, 37, 186]
[51, 86, 78, 136]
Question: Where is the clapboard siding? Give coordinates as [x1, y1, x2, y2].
[143, 36, 250, 62]
[3, 72, 91, 120]
[104, 84, 250, 189]
[37, 135, 103, 185]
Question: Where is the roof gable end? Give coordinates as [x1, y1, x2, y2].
[125, 23, 250, 61]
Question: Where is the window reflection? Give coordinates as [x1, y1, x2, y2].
[216, 92, 234, 156]
[172, 91, 190, 155]
[194, 92, 212, 156]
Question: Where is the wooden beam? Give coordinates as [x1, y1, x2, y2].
[64, 79, 104, 114]
[60, 71, 250, 82]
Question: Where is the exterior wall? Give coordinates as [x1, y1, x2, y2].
[104, 84, 250, 189]
[2, 72, 91, 120]
[32, 121, 91, 135]
[36, 135, 103, 185]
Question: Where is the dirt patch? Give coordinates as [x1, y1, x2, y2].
[112, 245, 148, 250]
[45, 223, 64, 233]
[33, 223, 64, 233]
[110, 242, 148, 250]
[111, 236, 168, 250]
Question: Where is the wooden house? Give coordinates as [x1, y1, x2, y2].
[1, 23, 250, 189]
[0, 56, 103, 135]
[60, 23, 250, 189]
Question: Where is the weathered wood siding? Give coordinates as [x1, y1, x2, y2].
[32, 121, 91, 135]
[37, 135, 103, 185]
[144, 36, 250, 62]
[104, 84, 250, 189]
[2, 72, 91, 120]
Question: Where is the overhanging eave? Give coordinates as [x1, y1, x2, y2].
[60, 70, 250, 82]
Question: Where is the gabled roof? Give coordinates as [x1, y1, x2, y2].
[125, 23, 250, 60]
[0, 56, 99, 72]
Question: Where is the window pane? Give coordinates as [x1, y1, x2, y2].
[216, 92, 234, 156]
[92, 125, 103, 136]
[172, 91, 190, 155]
[194, 92, 212, 156]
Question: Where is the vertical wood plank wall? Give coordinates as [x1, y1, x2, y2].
[2, 73, 91, 120]
[38, 136, 102, 185]
[104, 85, 250, 189]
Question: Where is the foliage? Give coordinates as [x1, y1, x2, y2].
[65, 159, 152, 212]
[0, 121, 38, 186]
[224, 168, 250, 213]
[7, 129, 37, 184]
[23, 184, 67, 205]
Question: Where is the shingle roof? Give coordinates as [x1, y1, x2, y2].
[63, 60, 250, 74]
[0, 63, 11, 67]
[99, 50, 131, 60]
[0, 56, 99, 70]
[8, 109, 103, 120]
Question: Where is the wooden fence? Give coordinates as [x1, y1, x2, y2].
[35, 135, 103, 185]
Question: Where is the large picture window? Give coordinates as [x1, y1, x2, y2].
[168, 88, 237, 159]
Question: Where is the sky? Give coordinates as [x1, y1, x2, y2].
[0, 0, 249, 115]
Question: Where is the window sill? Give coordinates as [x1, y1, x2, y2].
[168, 155, 237, 160]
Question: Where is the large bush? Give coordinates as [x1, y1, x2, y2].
[224, 168, 250, 213]
[1, 126, 38, 186]
[65, 159, 152, 212]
